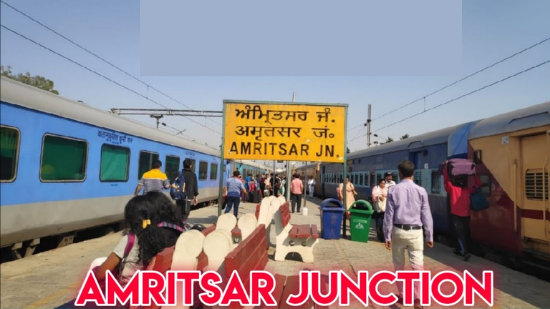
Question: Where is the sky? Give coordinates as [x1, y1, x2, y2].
[1, 0, 549, 168]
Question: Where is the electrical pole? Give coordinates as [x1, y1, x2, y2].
[272, 160, 276, 196]
[286, 93, 295, 202]
[366, 104, 371, 148]
[303, 161, 308, 210]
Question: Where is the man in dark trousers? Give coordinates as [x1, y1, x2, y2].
[443, 160, 482, 261]
[178, 158, 198, 222]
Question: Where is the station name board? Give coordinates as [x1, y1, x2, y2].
[223, 101, 347, 163]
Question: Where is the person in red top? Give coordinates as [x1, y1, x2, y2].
[443, 160, 482, 261]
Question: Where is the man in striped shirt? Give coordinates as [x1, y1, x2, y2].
[134, 160, 170, 196]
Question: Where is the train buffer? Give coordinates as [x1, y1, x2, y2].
[1, 200, 549, 309]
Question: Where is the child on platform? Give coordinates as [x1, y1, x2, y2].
[90, 192, 186, 286]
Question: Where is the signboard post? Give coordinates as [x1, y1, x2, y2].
[219, 100, 348, 235]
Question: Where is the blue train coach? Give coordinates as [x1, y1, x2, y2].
[319, 120, 480, 236]
[0, 77, 236, 258]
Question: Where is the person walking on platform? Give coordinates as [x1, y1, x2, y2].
[385, 171, 396, 189]
[290, 173, 303, 213]
[308, 178, 316, 199]
[134, 160, 170, 196]
[384, 161, 433, 309]
[443, 160, 482, 261]
[338, 176, 356, 219]
[372, 179, 388, 242]
[178, 159, 198, 222]
[225, 171, 247, 218]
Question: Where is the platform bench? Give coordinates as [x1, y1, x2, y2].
[223, 224, 327, 309]
[129, 224, 216, 309]
[273, 202, 319, 263]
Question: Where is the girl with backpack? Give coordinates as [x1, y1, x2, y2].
[91, 192, 186, 287]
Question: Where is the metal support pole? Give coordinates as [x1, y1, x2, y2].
[302, 161, 307, 208]
[367, 104, 371, 148]
[217, 104, 227, 216]
[286, 93, 295, 202]
[342, 105, 349, 239]
[273, 160, 276, 196]
[303, 161, 308, 210]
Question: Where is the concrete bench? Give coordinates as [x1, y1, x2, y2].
[255, 196, 284, 249]
[273, 202, 319, 263]
[127, 225, 216, 309]
[224, 224, 328, 309]
[216, 212, 258, 247]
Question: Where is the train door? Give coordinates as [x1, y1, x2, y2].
[409, 151, 422, 185]
[521, 133, 550, 244]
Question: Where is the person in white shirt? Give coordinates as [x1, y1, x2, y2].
[385, 171, 396, 189]
[372, 179, 388, 242]
[308, 178, 316, 198]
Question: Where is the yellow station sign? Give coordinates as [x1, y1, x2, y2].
[223, 101, 347, 163]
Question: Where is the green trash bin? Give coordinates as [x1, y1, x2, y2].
[349, 200, 374, 243]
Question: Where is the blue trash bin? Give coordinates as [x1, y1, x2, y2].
[320, 198, 345, 239]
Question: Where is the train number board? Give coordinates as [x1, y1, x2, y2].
[222, 100, 347, 163]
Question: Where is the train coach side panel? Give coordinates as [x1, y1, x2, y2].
[468, 137, 522, 254]
[0, 101, 222, 247]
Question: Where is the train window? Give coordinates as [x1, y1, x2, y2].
[478, 174, 492, 197]
[525, 170, 548, 200]
[473, 150, 482, 164]
[431, 170, 441, 194]
[199, 161, 208, 180]
[100, 144, 130, 182]
[210, 163, 218, 180]
[138, 151, 159, 180]
[370, 173, 376, 187]
[359, 173, 364, 186]
[0, 126, 20, 182]
[185, 158, 196, 173]
[40, 134, 87, 182]
[414, 170, 422, 186]
[165, 155, 180, 182]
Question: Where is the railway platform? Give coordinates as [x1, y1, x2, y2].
[1, 197, 549, 309]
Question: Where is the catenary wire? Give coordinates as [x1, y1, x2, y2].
[347, 58, 550, 144]
[371, 36, 550, 121]
[1, 24, 222, 139]
[345, 36, 550, 132]
[0, 0, 223, 127]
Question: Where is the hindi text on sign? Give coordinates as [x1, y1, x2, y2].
[224, 102, 346, 163]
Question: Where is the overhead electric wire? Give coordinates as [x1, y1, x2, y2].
[345, 35, 550, 133]
[371, 36, 550, 122]
[347, 58, 550, 144]
[1, 0, 223, 127]
[1, 24, 222, 139]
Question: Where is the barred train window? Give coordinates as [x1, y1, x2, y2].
[431, 170, 441, 194]
[0, 126, 20, 182]
[165, 155, 180, 182]
[210, 163, 218, 180]
[414, 170, 422, 186]
[138, 151, 159, 180]
[525, 170, 549, 200]
[41, 134, 87, 182]
[199, 161, 208, 180]
[479, 174, 492, 197]
[100, 144, 130, 182]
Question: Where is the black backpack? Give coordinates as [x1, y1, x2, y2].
[169, 171, 187, 200]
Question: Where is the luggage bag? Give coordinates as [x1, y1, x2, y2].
[447, 158, 476, 176]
